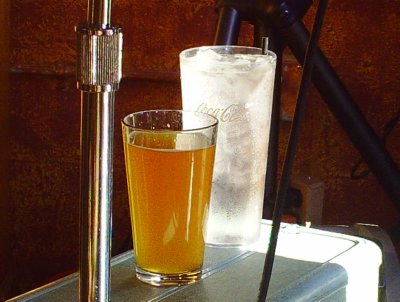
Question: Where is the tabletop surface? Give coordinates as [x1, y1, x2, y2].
[8, 221, 383, 302]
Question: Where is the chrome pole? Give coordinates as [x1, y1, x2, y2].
[76, 0, 122, 300]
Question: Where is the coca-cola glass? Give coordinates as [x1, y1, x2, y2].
[180, 46, 277, 246]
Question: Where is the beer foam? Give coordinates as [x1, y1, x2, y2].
[175, 133, 211, 151]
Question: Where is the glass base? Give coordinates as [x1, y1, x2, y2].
[206, 235, 258, 247]
[136, 267, 202, 287]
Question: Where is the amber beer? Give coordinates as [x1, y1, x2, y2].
[124, 134, 215, 273]
[122, 110, 217, 286]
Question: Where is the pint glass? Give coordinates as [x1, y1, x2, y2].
[122, 110, 218, 286]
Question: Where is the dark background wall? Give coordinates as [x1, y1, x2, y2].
[1, 0, 399, 299]
[0, 0, 10, 298]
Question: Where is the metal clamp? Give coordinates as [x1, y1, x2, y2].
[76, 24, 123, 92]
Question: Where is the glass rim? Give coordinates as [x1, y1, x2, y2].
[179, 45, 277, 61]
[121, 109, 218, 132]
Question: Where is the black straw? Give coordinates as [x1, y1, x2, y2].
[258, 0, 329, 301]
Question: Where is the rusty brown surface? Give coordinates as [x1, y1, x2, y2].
[3, 0, 400, 299]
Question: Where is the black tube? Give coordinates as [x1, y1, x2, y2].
[280, 20, 400, 208]
[258, 0, 329, 299]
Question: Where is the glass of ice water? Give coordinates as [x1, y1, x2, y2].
[180, 46, 277, 246]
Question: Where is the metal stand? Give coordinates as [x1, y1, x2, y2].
[213, 0, 399, 299]
[76, 0, 122, 301]
[213, 0, 400, 213]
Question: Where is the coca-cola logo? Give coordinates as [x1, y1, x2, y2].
[196, 103, 246, 122]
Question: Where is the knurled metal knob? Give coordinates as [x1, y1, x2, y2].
[76, 24, 123, 93]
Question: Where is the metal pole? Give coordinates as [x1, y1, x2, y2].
[76, 0, 122, 300]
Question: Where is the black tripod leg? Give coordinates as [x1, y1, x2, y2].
[213, 6, 241, 45]
[281, 20, 400, 208]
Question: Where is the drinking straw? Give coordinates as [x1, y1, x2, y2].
[257, 0, 329, 301]
[262, 37, 269, 55]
